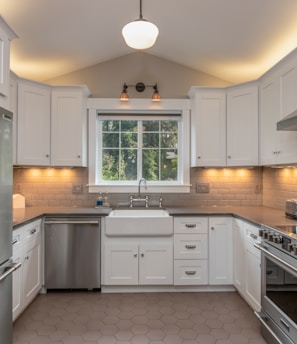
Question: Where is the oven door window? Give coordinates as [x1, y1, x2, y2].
[266, 257, 297, 323]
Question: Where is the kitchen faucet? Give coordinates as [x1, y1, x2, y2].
[129, 178, 149, 207]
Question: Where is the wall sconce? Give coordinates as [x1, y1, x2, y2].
[120, 82, 161, 102]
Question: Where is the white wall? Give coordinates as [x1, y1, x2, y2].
[46, 52, 231, 98]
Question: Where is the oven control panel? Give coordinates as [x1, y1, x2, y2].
[260, 225, 297, 258]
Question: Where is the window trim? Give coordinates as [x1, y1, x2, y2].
[87, 98, 191, 193]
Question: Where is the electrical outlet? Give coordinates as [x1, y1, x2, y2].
[72, 184, 83, 194]
[196, 183, 210, 193]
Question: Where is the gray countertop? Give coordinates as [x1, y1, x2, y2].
[12, 205, 297, 229]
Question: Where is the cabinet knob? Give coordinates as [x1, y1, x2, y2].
[228, 155, 231, 159]
[46, 154, 49, 158]
[133, 253, 137, 257]
[77, 155, 81, 158]
[211, 227, 215, 230]
[141, 253, 144, 257]
[197, 156, 201, 159]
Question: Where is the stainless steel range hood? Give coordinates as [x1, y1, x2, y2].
[277, 109, 297, 131]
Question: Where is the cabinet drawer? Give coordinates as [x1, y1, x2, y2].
[174, 234, 208, 259]
[12, 228, 24, 253]
[174, 260, 208, 285]
[23, 219, 42, 248]
[245, 223, 260, 258]
[174, 217, 208, 234]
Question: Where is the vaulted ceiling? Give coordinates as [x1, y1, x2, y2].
[1, 0, 297, 83]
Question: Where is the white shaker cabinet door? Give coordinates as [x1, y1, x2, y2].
[139, 243, 173, 285]
[51, 86, 89, 166]
[104, 243, 139, 285]
[209, 217, 233, 285]
[189, 88, 226, 167]
[226, 82, 258, 166]
[17, 80, 51, 165]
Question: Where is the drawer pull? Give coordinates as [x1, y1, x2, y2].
[185, 271, 197, 275]
[12, 239, 18, 245]
[185, 224, 196, 228]
[30, 228, 37, 235]
[250, 233, 257, 240]
[185, 245, 196, 249]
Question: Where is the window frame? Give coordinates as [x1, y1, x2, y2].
[87, 98, 191, 193]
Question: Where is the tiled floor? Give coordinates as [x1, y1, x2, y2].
[13, 291, 267, 344]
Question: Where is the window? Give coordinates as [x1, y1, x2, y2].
[88, 98, 191, 193]
[99, 117, 179, 182]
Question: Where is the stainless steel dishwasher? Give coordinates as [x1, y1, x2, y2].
[44, 216, 101, 290]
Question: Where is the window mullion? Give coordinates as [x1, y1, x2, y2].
[138, 120, 143, 179]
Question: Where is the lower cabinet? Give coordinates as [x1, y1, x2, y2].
[103, 240, 173, 285]
[173, 217, 208, 285]
[209, 217, 233, 285]
[233, 218, 261, 311]
[12, 219, 42, 321]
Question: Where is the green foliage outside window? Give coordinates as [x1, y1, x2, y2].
[100, 118, 179, 182]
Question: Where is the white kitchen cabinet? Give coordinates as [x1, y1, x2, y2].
[16, 81, 89, 166]
[51, 86, 89, 166]
[226, 82, 258, 166]
[189, 87, 226, 166]
[209, 217, 233, 285]
[10, 72, 18, 165]
[104, 240, 173, 286]
[244, 222, 261, 311]
[233, 218, 261, 312]
[17, 79, 51, 165]
[12, 228, 23, 321]
[12, 219, 42, 321]
[103, 242, 138, 285]
[173, 217, 208, 285]
[0, 16, 17, 108]
[259, 53, 297, 165]
[259, 73, 280, 164]
[139, 243, 173, 285]
[233, 218, 245, 293]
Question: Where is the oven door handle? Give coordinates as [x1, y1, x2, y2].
[254, 243, 297, 274]
[254, 312, 284, 344]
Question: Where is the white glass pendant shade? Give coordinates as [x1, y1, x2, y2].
[122, 19, 159, 50]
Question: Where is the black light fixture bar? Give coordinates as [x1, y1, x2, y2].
[120, 82, 160, 101]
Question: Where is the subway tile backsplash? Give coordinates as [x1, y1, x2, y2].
[13, 166, 297, 210]
[13, 166, 266, 208]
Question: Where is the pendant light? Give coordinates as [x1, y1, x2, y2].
[122, 0, 159, 50]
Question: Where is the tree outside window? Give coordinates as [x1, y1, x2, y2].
[100, 118, 179, 182]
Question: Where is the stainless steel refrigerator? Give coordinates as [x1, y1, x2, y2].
[0, 107, 20, 343]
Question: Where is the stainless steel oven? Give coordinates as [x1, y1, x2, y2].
[255, 224, 297, 344]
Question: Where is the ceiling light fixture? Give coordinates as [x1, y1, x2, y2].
[122, 0, 159, 50]
[120, 82, 161, 102]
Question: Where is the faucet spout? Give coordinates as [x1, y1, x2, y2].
[138, 178, 147, 195]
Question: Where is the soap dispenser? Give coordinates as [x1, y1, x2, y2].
[95, 193, 103, 208]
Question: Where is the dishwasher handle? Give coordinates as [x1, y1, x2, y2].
[44, 220, 100, 225]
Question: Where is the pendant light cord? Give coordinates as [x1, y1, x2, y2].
[139, 0, 143, 19]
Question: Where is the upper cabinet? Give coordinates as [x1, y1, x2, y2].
[17, 79, 51, 166]
[0, 16, 17, 108]
[226, 82, 258, 166]
[189, 83, 258, 167]
[189, 87, 226, 167]
[259, 52, 297, 165]
[51, 86, 89, 167]
[16, 79, 90, 166]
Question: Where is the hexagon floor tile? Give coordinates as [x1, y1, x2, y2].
[13, 292, 267, 344]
